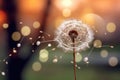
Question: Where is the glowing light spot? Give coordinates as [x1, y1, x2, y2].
[2, 23, 9, 29]
[81, 14, 95, 26]
[93, 40, 102, 48]
[29, 37, 33, 40]
[32, 50, 35, 53]
[86, 61, 89, 64]
[62, 0, 72, 7]
[52, 48, 56, 51]
[32, 43, 34, 45]
[12, 32, 21, 41]
[106, 22, 116, 33]
[62, 8, 71, 17]
[38, 36, 41, 39]
[110, 46, 114, 48]
[21, 26, 31, 36]
[36, 41, 41, 46]
[109, 57, 118, 67]
[75, 64, 78, 67]
[48, 43, 52, 47]
[100, 49, 108, 58]
[19, 22, 23, 24]
[75, 53, 82, 62]
[83, 57, 88, 62]
[53, 58, 58, 63]
[78, 66, 80, 69]
[32, 61, 42, 71]
[40, 31, 43, 33]
[70, 61, 73, 64]
[33, 21, 40, 29]
[5, 61, 8, 64]
[39, 49, 49, 63]
[9, 54, 12, 57]
[17, 43, 21, 47]
[54, 0, 79, 11]
[81, 13, 105, 35]
[1, 72, 5, 76]
[13, 48, 17, 53]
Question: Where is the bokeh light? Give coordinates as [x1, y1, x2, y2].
[93, 40, 102, 48]
[21, 26, 31, 36]
[100, 49, 108, 58]
[53, 58, 58, 63]
[75, 53, 82, 63]
[39, 49, 49, 63]
[54, 0, 80, 11]
[36, 41, 41, 46]
[1, 72, 5, 76]
[83, 57, 89, 63]
[2, 23, 9, 29]
[32, 61, 42, 71]
[81, 13, 105, 34]
[108, 57, 118, 67]
[12, 32, 21, 41]
[33, 21, 41, 29]
[106, 22, 116, 33]
[48, 43, 52, 47]
[55, 0, 73, 9]
[17, 43, 21, 48]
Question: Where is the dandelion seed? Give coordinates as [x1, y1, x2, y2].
[54, 19, 94, 52]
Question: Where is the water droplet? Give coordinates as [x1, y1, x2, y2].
[48, 43, 52, 47]
[36, 41, 41, 46]
[53, 58, 58, 63]
[13, 48, 17, 53]
[17, 43, 21, 47]
[1, 72, 5, 76]
[84, 57, 88, 62]
[5, 61, 8, 64]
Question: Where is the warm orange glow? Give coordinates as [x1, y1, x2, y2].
[54, 17, 64, 28]
[18, 0, 45, 13]
[81, 14, 95, 26]
[81, 13, 105, 31]
[92, 0, 113, 12]
[82, 7, 93, 14]
[62, 8, 71, 17]
[0, 10, 7, 26]
[54, 0, 80, 11]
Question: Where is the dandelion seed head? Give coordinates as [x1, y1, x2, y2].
[54, 19, 94, 52]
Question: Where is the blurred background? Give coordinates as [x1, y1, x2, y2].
[0, 0, 120, 80]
